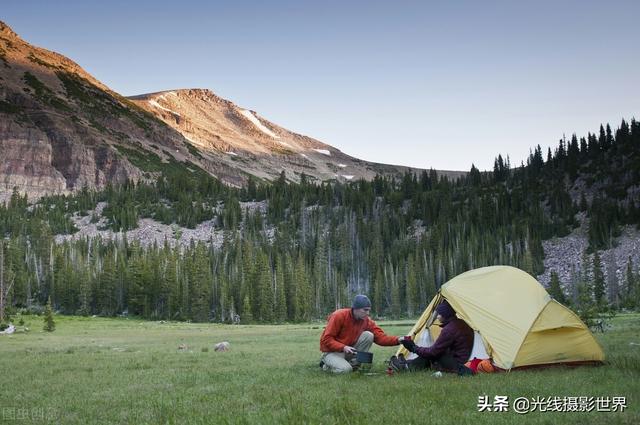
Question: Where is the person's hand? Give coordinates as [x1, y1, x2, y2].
[401, 339, 417, 353]
[343, 345, 356, 355]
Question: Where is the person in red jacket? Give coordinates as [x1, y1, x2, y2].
[399, 300, 474, 373]
[320, 295, 404, 373]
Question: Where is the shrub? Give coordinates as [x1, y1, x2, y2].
[43, 297, 55, 332]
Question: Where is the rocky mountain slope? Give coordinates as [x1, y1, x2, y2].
[0, 21, 193, 198]
[0, 21, 462, 199]
[537, 216, 639, 297]
[128, 89, 434, 184]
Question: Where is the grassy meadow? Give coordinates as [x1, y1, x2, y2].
[0, 314, 639, 424]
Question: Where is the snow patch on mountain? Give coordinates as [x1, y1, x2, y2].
[239, 109, 280, 139]
[157, 91, 178, 101]
[314, 149, 331, 156]
[184, 135, 205, 146]
[277, 140, 294, 148]
[148, 100, 181, 116]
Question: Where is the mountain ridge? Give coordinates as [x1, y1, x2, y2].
[0, 20, 463, 199]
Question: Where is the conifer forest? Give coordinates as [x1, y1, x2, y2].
[1, 119, 639, 324]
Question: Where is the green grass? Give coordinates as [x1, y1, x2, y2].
[0, 314, 638, 424]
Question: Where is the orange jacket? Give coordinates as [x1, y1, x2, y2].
[320, 308, 399, 352]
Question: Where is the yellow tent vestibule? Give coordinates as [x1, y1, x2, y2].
[397, 266, 605, 370]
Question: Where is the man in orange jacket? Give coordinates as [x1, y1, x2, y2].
[319, 295, 404, 373]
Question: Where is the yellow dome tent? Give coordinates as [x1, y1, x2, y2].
[396, 265, 605, 370]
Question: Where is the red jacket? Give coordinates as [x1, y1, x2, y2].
[320, 308, 399, 352]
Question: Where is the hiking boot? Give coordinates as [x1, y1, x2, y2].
[389, 355, 409, 372]
[457, 364, 475, 376]
[345, 355, 360, 371]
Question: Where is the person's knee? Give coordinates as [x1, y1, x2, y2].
[361, 331, 373, 343]
[332, 363, 353, 374]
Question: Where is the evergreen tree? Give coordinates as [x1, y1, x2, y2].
[274, 257, 287, 322]
[405, 257, 418, 317]
[97, 252, 117, 316]
[579, 193, 588, 211]
[256, 252, 274, 322]
[43, 296, 55, 332]
[77, 264, 91, 316]
[520, 243, 534, 276]
[241, 295, 253, 322]
[388, 261, 401, 318]
[165, 248, 181, 320]
[548, 271, 567, 304]
[468, 164, 481, 186]
[575, 281, 598, 328]
[592, 251, 606, 306]
[190, 244, 212, 322]
[294, 254, 311, 321]
[623, 258, 638, 309]
[0, 241, 15, 324]
[127, 247, 149, 317]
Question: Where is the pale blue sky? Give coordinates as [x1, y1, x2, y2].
[3, 0, 639, 171]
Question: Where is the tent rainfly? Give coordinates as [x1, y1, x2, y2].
[396, 266, 605, 370]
